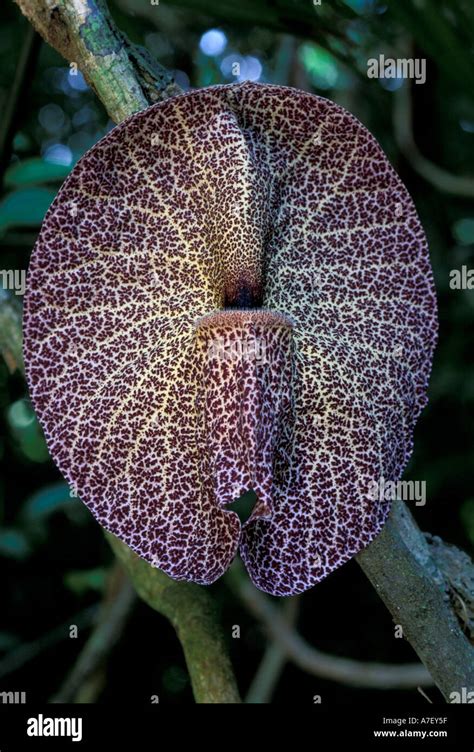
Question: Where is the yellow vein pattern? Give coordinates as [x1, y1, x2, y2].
[23, 82, 437, 596]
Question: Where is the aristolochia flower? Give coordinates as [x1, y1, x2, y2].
[23, 82, 437, 596]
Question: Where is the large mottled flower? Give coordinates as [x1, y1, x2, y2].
[23, 82, 437, 596]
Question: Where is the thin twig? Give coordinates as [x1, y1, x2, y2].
[393, 81, 474, 198]
[228, 561, 433, 690]
[245, 596, 299, 704]
[0, 22, 41, 183]
[417, 686, 434, 704]
[51, 563, 136, 703]
[0, 606, 98, 679]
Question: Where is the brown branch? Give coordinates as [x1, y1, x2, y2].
[108, 534, 241, 703]
[356, 499, 474, 700]
[13, 0, 182, 123]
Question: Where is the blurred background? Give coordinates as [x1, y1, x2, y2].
[0, 0, 473, 704]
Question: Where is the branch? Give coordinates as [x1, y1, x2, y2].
[108, 534, 241, 703]
[227, 562, 432, 690]
[13, 0, 182, 123]
[356, 499, 474, 699]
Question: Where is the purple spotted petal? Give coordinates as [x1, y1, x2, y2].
[23, 82, 438, 595]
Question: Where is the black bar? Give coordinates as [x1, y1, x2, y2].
[0, 705, 471, 749]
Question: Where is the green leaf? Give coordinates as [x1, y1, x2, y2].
[12, 132, 33, 152]
[452, 218, 474, 246]
[6, 398, 50, 462]
[299, 43, 343, 90]
[63, 567, 107, 595]
[4, 158, 71, 188]
[0, 187, 57, 236]
[22, 481, 77, 522]
[0, 529, 31, 559]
